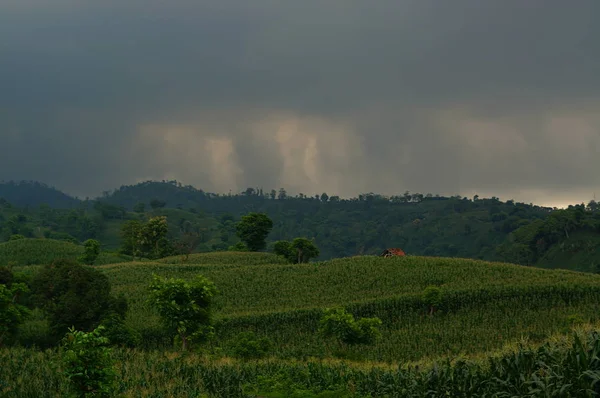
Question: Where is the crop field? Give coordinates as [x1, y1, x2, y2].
[3, 327, 600, 397]
[0, 238, 130, 266]
[93, 254, 600, 362]
[6, 249, 600, 396]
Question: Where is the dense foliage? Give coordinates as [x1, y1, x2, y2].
[148, 274, 218, 350]
[0, 180, 557, 263]
[61, 326, 116, 397]
[31, 259, 126, 341]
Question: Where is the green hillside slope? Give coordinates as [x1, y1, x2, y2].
[98, 253, 600, 363]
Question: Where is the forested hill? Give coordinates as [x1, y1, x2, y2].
[4, 180, 600, 271]
[0, 181, 80, 208]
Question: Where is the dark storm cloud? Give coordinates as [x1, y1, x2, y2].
[0, 0, 599, 205]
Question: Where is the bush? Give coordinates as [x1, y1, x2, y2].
[318, 308, 382, 345]
[232, 331, 272, 359]
[100, 313, 141, 348]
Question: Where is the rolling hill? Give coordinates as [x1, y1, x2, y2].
[5, 251, 600, 396]
[96, 253, 600, 363]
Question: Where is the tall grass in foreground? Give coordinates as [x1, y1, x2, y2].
[3, 329, 600, 397]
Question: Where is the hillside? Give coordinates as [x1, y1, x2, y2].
[4, 179, 600, 272]
[0, 181, 80, 208]
[0, 238, 129, 266]
[0, 180, 556, 260]
[6, 252, 600, 396]
[96, 253, 600, 363]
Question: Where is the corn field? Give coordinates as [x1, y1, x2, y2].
[3, 329, 600, 397]
[8, 252, 600, 395]
[0, 238, 129, 266]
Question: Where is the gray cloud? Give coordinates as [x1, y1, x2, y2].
[0, 0, 599, 206]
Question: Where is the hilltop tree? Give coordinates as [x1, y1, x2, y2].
[148, 274, 218, 351]
[235, 212, 273, 251]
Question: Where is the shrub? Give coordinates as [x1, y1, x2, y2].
[318, 308, 382, 345]
[232, 331, 272, 359]
[100, 313, 141, 347]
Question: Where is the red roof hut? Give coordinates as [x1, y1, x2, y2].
[380, 248, 406, 257]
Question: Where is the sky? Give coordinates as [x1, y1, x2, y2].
[1, 0, 599, 207]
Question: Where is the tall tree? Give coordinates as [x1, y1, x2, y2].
[148, 274, 218, 351]
[235, 212, 273, 251]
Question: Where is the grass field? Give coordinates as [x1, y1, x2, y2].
[6, 250, 600, 396]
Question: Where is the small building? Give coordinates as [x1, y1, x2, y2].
[380, 248, 406, 257]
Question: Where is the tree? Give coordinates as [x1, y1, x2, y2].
[423, 286, 443, 316]
[290, 238, 320, 263]
[235, 212, 273, 251]
[273, 240, 294, 262]
[79, 239, 101, 265]
[62, 326, 116, 397]
[148, 274, 218, 351]
[173, 231, 201, 262]
[133, 202, 146, 213]
[31, 259, 126, 341]
[273, 238, 320, 263]
[149, 199, 166, 210]
[277, 188, 287, 200]
[139, 216, 174, 259]
[0, 280, 30, 346]
[119, 220, 142, 259]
